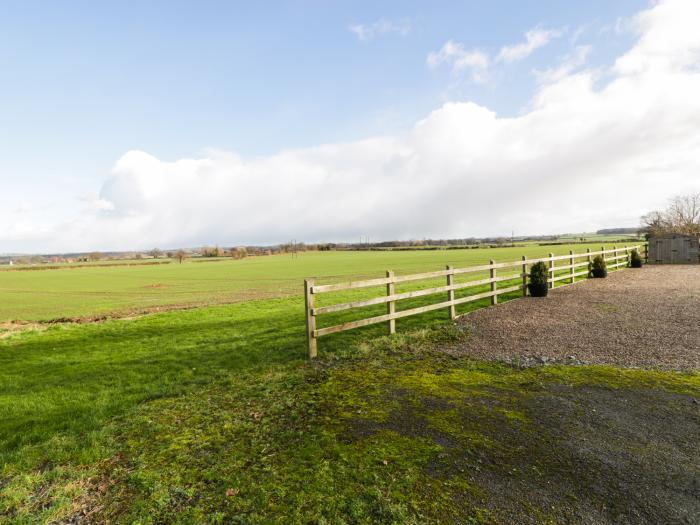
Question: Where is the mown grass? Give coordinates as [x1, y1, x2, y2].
[0, 243, 637, 321]
[1, 280, 698, 523]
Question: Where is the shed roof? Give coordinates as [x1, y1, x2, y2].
[648, 233, 699, 239]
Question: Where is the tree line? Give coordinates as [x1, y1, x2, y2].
[642, 193, 700, 237]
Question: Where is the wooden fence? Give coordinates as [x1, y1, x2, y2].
[304, 244, 647, 357]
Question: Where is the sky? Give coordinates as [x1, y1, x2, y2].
[2, 0, 700, 253]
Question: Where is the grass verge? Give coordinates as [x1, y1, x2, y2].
[1, 304, 698, 523]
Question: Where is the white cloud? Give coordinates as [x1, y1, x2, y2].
[496, 27, 563, 63]
[3, 0, 700, 252]
[614, 0, 700, 74]
[427, 40, 489, 82]
[534, 45, 592, 84]
[428, 25, 562, 81]
[349, 18, 411, 42]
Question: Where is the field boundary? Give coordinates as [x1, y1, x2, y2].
[304, 244, 647, 357]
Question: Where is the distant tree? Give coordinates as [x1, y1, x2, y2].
[149, 248, 163, 259]
[88, 252, 102, 261]
[202, 245, 224, 257]
[230, 247, 247, 260]
[175, 250, 187, 264]
[642, 193, 700, 237]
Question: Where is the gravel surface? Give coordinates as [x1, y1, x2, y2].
[454, 265, 700, 370]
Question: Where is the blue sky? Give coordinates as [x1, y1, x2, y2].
[3, 0, 699, 252]
[3, 1, 642, 159]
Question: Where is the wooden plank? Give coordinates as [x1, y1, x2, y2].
[314, 285, 522, 338]
[490, 259, 497, 305]
[551, 272, 582, 283]
[553, 263, 578, 271]
[493, 272, 523, 283]
[522, 256, 528, 297]
[446, 265, 455, 320]
[312, 274, 523, 315]
[304, 279, 317, 358]
[551, 269, 589, 282]
[312, 276, 392, 293]
[386, 270, 395, 334]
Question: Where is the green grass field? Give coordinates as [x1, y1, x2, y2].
[4, 242, 694, 524]
[0, 243, 639, 322]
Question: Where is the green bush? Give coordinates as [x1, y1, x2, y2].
[529, 261, 549, 285]
[630, 249, 643, 268]
[590, 255, 608, 277]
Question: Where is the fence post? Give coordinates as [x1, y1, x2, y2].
[613, 246, 617, 270]
[548, 253, 554, 289]
[601, 246, 606, 268]
[521, 256, 527, 296]
[625, 246, 629, 267]
[386, 270, 396, 334]
[446, 265, 456, 320]
[569, 250, 575, 284]
[304, 279, 317, 358]
[490, 259, 497, 305]
[587, 248, 592, 277]
[644, 242, 649, 262]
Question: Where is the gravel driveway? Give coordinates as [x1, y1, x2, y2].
[454, 265, 700, 370]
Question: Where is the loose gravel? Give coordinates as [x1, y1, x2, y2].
[453, 265, 700, 370]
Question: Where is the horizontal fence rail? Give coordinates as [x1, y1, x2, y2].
[304, 244, 647, 357]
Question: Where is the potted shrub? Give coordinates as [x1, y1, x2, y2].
[629, 249, 643, 268]
[590, 255, 608, 278]
[528, 261, 549, 297]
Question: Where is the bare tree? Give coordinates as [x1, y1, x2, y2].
[202, 245, 224, 257]
[230, 247, 247, 260]
[149, 248, 163, 259]
[175, 250, 187, 264]
[642, 193, 700, 236]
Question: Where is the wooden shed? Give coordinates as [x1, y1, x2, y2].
[648, 234, 700, 264]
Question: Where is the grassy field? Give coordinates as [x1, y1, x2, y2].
[4, 242, 694, 524]
[0, 243, 639, 322]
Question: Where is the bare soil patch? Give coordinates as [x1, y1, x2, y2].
[0, 321, 47, 338]
[0, 261, 171, 272]
[453, 265, 700, 370]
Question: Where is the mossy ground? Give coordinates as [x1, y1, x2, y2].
[57, 328, 700, 524]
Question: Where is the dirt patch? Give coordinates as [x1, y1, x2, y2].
[0, 261, 171, 272]
[0, 321, 47, 339]
[142, 283, 169, 289]
[451, 265, 700, 370]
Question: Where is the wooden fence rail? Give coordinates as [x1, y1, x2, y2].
[304, 244, 647, 357]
